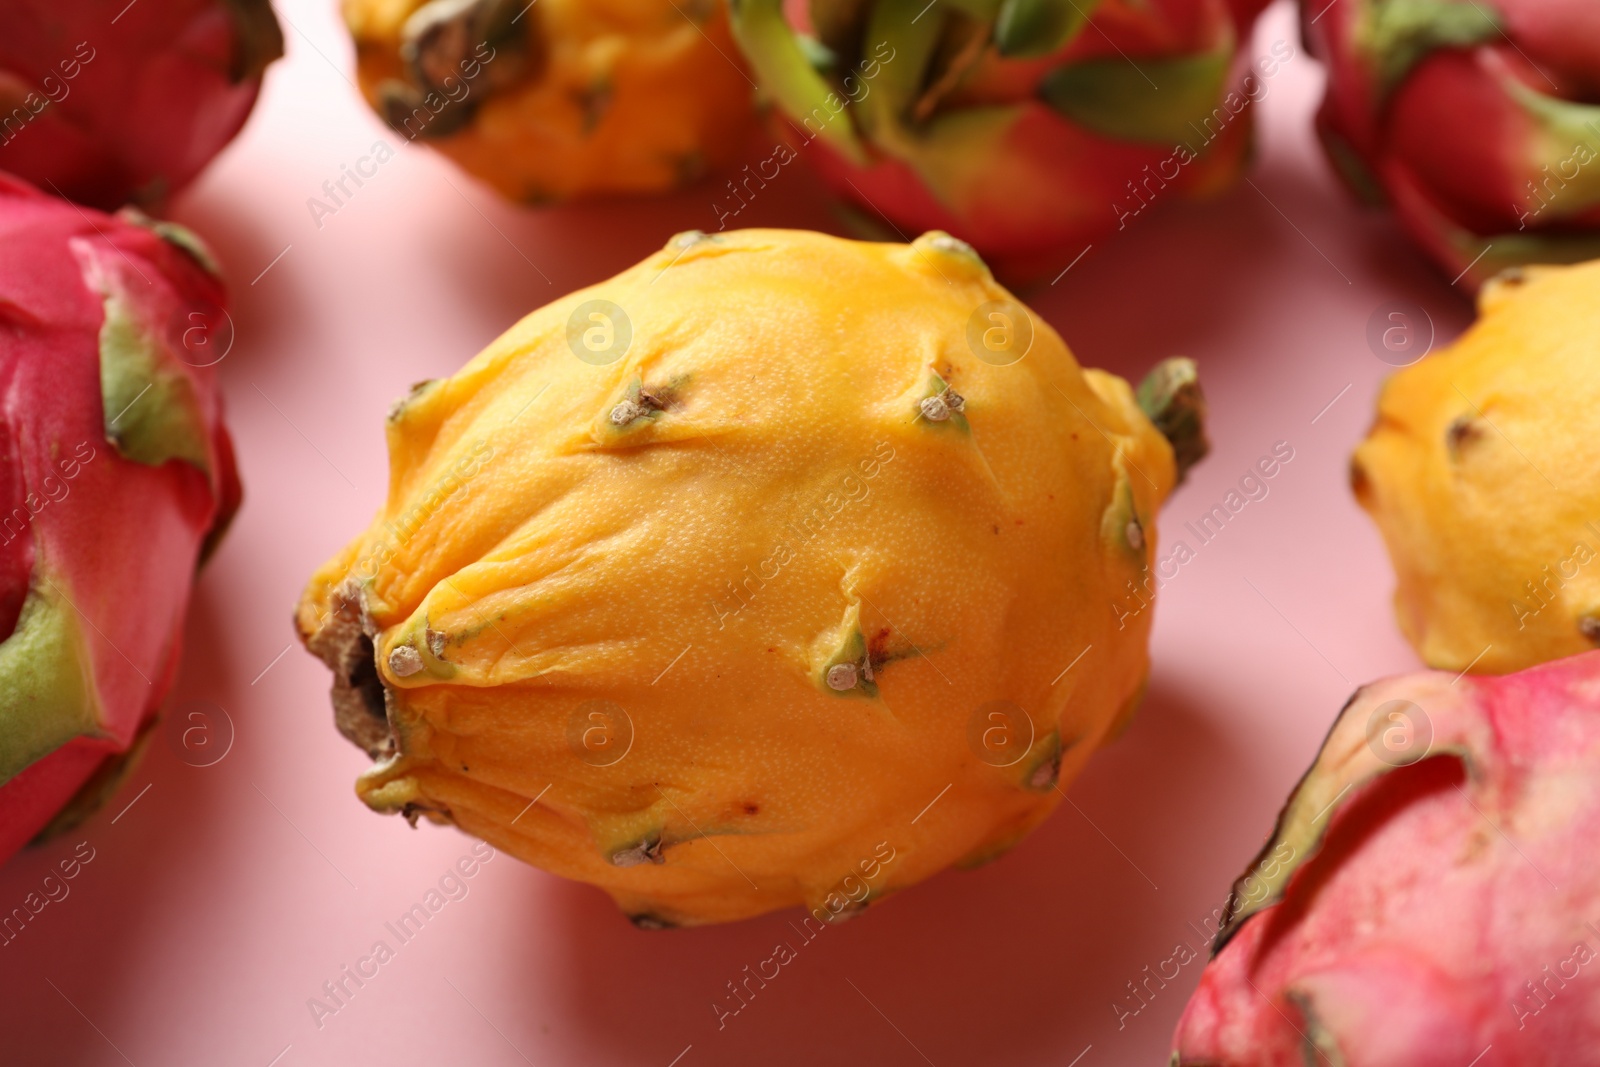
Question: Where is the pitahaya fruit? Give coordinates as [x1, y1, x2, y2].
[1170, 649, 1600, 1064]
[343, 0, 759, 201]
[1305, 0, 1600, 290]
[0, 175, 241, 864]
[1352, 257, 1600, 676]
[0, 0, 283, 210]
[295, 228, 1207, 927]
[728, 0, 1277, 280]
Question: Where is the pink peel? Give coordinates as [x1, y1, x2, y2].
[0, 175, 239, 863]
[1172, 650, 1600, 1065]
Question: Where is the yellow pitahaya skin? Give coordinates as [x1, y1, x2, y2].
[341, 0, 758, 201]
[295, 228, 1207, 927]
[1352, 258, 1600, 675]
[1172, 650, 1600, 1065]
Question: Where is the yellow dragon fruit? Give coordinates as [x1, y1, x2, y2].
[295, 228, 1206, 926]
[343, 0, 759, 201]
[1353, 257, 1600, 674]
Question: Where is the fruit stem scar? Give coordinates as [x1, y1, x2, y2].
[920, 388, 965, 422]
[1136, 357, 1209, 483]
[389, 644, 424, 676]
[610, 387, 667, 427]
[827, 663, 858, 690]
[611, 836, 665, 867]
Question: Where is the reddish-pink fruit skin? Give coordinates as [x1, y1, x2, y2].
[1306, 0, 1600, 290]
[805, 99, 1252, 278]
[795, 0, 1272, 281]
[1171, 650, 1600, 1065]
[0, 174, 240, 862]
[0, 0, 282, 210]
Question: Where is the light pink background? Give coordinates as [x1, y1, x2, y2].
[0, 1, 1473, 1063]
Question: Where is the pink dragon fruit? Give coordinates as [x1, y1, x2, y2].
[0, 0, 283, 210]
[728, 0, 1278, 281]
[1306, 0, 1600, 290]
[1170, 649, 1600, 1064]
[0, 175, 240, 864]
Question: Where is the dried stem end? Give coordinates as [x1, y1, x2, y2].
[1136, 357, 1209, 485]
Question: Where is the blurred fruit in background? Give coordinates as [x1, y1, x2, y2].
[343, 0, 759, 201]
[0, 176, 241, 864]
[295, 228, 1207, 926]
[728, 0, 1277, 281]
[1171, 650, 1600, 1063]
[1352, 258, 1600, 674]
[1306, 0, 1600, 290]
[0, 0, 283, 210]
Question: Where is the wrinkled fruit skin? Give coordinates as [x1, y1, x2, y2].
[0, 0, 283, 211]
[1306, 0, 1600, 291]
[1171, 650, 1600, 1065]
[344, 0, 759, 201]
[296, 228, 1196, 926]
[1352, 259, 1600, 674]
[0, 175, 241, 864]
[729, 0, 1274, 282]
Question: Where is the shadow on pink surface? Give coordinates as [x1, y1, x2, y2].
[0, 585, 243, 1064]
[171, 186, 316, 365]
